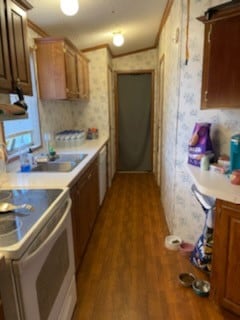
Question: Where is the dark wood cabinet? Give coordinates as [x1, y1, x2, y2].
[211, 199, 240, 317]
[198, 3, 240, 109]
[35, 37, 90, 100]
[70, 158, 99, 273]
[0, 1, 12, 92]
[0, 299, 5, 320]
[0, 0, 32, 95]
[0, 256, 5, 320]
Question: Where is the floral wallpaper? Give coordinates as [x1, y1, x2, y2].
[158, 0, 240, 242]
[71, 48, 110, 138]
[158, 0, 182, 232]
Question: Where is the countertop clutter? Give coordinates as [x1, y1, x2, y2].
[0, 135, 108, 189]
[187, 164, 240, 204]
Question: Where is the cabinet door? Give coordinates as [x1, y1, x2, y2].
[76, 54, 89, 99]
[35, 40, 67, 100]
[70, 160, 99, 272]
[64, 44, 78, 99]
[0, 299, 4, 320]
[70, 170, 91, 272]
[71, 179, 91, 272]
[0, 255, 5, 320]
[6, 0, 32, 95]
[87, 159, 99, 230]
[212, 200, 240, 316]
[0, 0, 12, 91]
[201, 15, 240, 109]
[70, 183, 81, 270]
[82, 56, 90, 99]
[84, 59, 90, 99]
[76, 54, 84, 98]
[77, 54, 89, 99]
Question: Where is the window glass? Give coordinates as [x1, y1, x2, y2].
[3, 52, 42, 157]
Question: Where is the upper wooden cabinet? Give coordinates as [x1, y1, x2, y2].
[0, 0, 32, 95]
[198, 2, 240, 109]
[76, 53, 90, 100]
[35, 37, 90, 100]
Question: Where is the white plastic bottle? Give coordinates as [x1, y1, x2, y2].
[200, 155, 209, 171]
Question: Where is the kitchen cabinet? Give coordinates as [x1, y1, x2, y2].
[76, 53, 90, 100]
[0, 255, 5, 320]
[70, 158, 99, 272]
[211, 199, 240, 317]
[0, 0, 32, 95]
[0, 299, 4, 320]
[198, 3, 240, 109]
[35, 37, 90, 100]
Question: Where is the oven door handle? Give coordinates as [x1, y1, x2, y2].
[19, 198, 72, 268]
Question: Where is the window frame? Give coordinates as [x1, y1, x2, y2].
[2, 48, 42, 162]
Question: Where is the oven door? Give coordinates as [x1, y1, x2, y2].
[12, 198, 76, 320]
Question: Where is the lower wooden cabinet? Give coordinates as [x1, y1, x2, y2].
[70, 158, 99, 272]
[0, 299, 5, 320]
[211, 199, 240, 316]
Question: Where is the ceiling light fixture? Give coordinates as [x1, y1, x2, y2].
[112, 32, 124, 47]
[60, 0, 79, 16]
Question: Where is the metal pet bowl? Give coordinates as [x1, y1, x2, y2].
[178, 273, 195, 287]
[192, 279, 210, 297]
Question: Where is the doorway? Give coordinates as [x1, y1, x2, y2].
[116, 72, 153, 172]
[107, 66, 115, 186]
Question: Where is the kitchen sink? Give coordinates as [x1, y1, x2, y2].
[31, 153, 88, 172]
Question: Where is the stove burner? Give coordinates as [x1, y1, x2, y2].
[0, 217, 21, 236]
[0, 191, 12, 202]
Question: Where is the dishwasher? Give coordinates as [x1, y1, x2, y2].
[98, 146, 107, 205]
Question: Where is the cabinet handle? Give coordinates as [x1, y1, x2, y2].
[204, 91, 208, 102]
[208, 24, 212, 43]
[88, 173, 92, 180]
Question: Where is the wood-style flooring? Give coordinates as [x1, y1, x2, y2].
[73, 173, 226, 320]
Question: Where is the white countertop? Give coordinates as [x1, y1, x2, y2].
[187, 164, 240, 204]
[0, 136, 108, 189]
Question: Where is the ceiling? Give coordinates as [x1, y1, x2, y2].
[27, 0, 168, 56]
